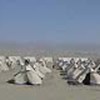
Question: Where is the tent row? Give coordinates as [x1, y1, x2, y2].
[6, 56, 52, 85]
[54, 57, 100, 85]
[0, 56, 53, 72]
[1, 56, 100, 86]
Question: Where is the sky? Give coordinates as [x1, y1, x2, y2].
[0, 0, 100, 45]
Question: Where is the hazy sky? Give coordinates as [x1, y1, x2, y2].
[0, 0, 100, 45]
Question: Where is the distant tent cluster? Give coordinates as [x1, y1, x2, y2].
[0, 56, 22, 72]
[54, 57, 100, 85]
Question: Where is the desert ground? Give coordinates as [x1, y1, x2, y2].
[0, 66, 100, 100]
[0, 47, 100, 100]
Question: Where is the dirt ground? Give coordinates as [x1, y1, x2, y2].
[0, 67, 100, 100]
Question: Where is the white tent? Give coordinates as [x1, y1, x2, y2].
[14, 62, 42, 85]
[0, 56, 9, 71]
[33, 63, 45, 79]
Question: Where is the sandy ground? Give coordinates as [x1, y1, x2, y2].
[0, 67, 100, 100]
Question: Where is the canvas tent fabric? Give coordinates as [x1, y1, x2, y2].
[13, 61, 42, 85]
